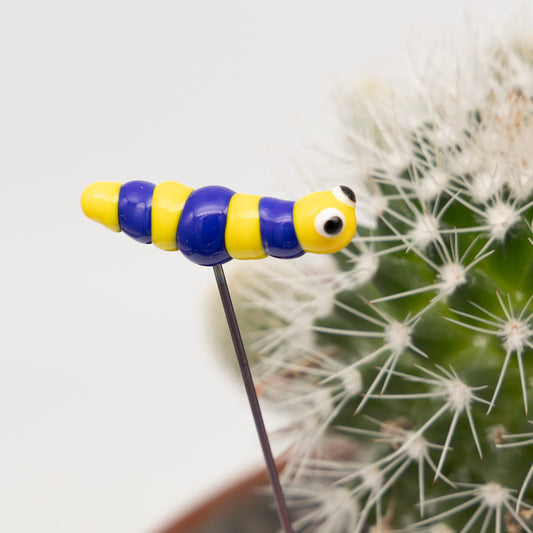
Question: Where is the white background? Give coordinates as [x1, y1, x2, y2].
[0, 1, 528, 532]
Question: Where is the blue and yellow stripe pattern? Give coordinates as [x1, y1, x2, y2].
[81, 181, 356, 266]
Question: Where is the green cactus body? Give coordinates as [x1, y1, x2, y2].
[231, 36, 533, 532]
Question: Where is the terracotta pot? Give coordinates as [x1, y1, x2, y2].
[156, 438, 362, 533]
[156, 467, 280, 533]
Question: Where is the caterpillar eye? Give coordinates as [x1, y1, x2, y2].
[314, 208, 346, 238]
[332, 185, 356, 207]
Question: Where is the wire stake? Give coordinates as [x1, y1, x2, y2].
[213, 264, 294, 533]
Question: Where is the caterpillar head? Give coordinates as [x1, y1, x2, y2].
[293, 186, 356, 254]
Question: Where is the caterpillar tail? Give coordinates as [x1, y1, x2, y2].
[81, 182, 122, 232]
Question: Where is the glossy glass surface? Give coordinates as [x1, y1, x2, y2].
[177, 186, 235, 266]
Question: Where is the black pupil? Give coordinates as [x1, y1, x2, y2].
[324, 216, 343, 235]
[340, 185, 356, 203]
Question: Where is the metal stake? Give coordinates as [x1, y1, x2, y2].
[213, 264, 294, 533]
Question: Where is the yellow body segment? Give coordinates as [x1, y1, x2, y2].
[151, 181, 194, 251]
[80, 182, 122, 232]
[225, 193, 266, 260]
[293, 190, 356, 254]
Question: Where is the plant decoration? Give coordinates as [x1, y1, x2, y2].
[230, 31, 533, 532]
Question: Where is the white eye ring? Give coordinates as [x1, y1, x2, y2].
[332, 185, 356, 207]
[314, 208, 346, 238]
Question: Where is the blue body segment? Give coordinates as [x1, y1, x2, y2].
[258, 197, 304, 259]
[177, 186, 236, 266]
[118, 181, 155, 244]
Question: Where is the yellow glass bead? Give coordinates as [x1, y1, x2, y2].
[225, 193, 266, 260]
[151, 181, 194, 251]
[81, 182, 122, 232]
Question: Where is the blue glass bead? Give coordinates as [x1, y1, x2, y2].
[258, 197, 304, 259]
[177, 186, 235, 266]
[118, 181, 155, 244]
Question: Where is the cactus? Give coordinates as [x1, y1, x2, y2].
[229, 33, 533, 532]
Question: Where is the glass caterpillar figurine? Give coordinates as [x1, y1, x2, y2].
[81, 180, 356, 266]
